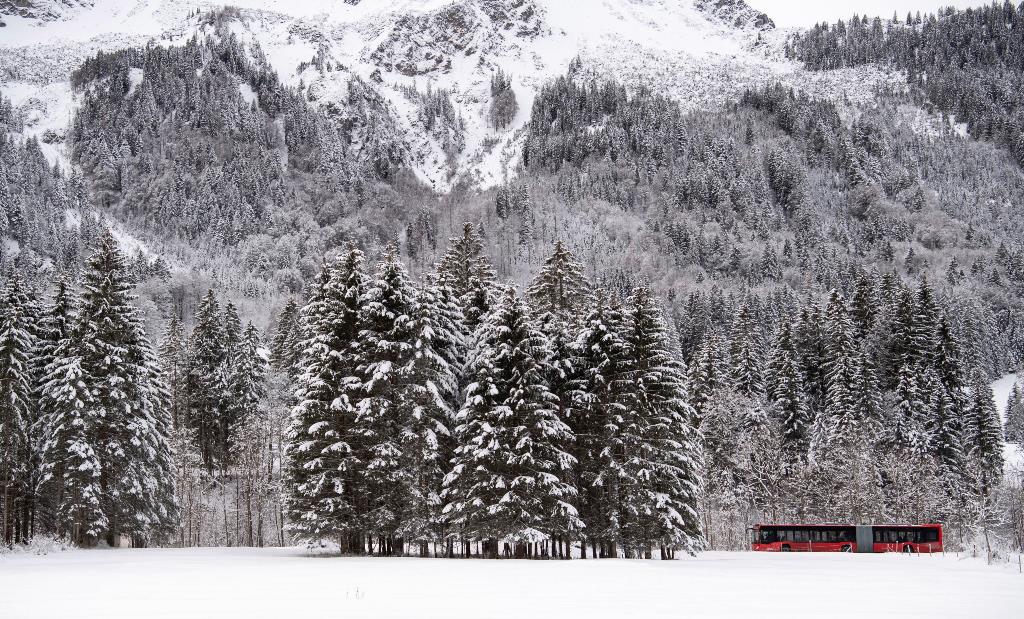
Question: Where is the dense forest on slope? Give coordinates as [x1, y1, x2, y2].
[788, 1, 1024, 168]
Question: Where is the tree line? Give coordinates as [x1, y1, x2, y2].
[280, 226, 702, 559]
[0, 232, 175, 546]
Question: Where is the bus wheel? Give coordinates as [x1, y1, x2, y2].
[902, 545, 914, 554]
[840, 544, 852, 553]
[780, 545, 791, 552]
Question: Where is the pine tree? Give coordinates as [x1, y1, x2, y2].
[570, 290, 630, 556]
[964, 369, 1004, 495]
[67, 231, 177, 545]
[1005, 381, 1024, 443]
[766, 322, 810, 455]
[443, 286, 580, 558]
[620, 287, 703, 557]
[285, 248, 367, 548]
[354, 250, 418, 550]
[436, 223, 496, 329]
[186, 290, 229, 471]
[0, 274, 40, 543]
[729, 302, 765, 399]
[525, 241, 592, 320]
[399, 278, 465, 553]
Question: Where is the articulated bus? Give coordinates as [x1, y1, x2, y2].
[750, 523, 943, 553]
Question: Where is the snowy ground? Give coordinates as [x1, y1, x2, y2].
[1, 547, 1020, 618]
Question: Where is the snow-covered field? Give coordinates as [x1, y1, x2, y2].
[1, 547, 1020, 618]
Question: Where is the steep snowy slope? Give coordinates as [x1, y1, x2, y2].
[0, 0, 904, 190]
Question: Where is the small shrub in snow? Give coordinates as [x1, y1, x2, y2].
[0, 534, 73, 557]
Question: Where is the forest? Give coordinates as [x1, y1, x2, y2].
[0, 4, 1023, 558]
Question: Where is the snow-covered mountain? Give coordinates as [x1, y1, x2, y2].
[0, 0, 899, 190]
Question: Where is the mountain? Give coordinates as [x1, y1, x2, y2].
[1, 0, 894, 191]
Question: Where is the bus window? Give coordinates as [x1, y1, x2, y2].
[921, 529, 939, 543]
[759, 529, 778, 544]
[793, 529, 809, 542]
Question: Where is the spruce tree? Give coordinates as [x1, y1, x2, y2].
[436, 223, 496, 329]
[622, 289, 704, 557]
[964, 369, 1004, 495]
[0, 274, 40, 543]
[525, 241, 592, 320]
[766, 322, 810, 455]
[270, 297, 302, 379]
[228, 323, 267, 438]
[285, 248, 367, 548]
[34, 278, 77, 530]
[399, 278, 465, 553]
[729, 302, 765, 399]
[185, 290, 229, 471]
[39, 347, 104, 545]
[1005, 381, 1024, 443]
[619, 287, 703, 557]
[354, 250, 418, 550]
[158, 315, 186, 429]
[443, 286, 580, 558]
[570, 290, 630, 556]
[687, 333, 725, 420]
[64, 231, 177, 545]
[822, 291, 857, 434]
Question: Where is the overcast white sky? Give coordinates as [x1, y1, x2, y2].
[745, 0, 994, 28]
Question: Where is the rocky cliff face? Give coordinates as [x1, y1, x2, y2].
[369, 0, 544, 76]
[694, 0, 774, 31]
[0, 0, 92, 21]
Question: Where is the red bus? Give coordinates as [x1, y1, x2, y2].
[750, 523, 943, 553]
